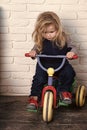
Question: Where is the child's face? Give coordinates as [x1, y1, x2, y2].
[42, 24, 57, 41]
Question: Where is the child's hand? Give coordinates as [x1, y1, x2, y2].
[66, 52, 75, 59]
[29, 50, 37, 58]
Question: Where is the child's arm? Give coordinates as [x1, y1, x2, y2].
[66, 36, 78, 59]
[29, 50, 37, 58]
[67, 36, 77, 53]
[29, 44, 39, 59]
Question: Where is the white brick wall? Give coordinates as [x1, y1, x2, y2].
[0, 0, 87, 95]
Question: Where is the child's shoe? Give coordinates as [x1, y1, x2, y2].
[60, 91, 72, 104]
[27, 96, 38, 111]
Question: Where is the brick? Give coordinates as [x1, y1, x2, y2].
[78, 12, 87, 19]
[59, 12, 77, 20]
[71, 34, 87, 42]
[1, 64, 29, 72]
[76, 27, 87, 34]
[69, 59, 79, 65]
[11, 12, 40, 19]
[62, 20, 87, 27]
[0, 19, 10, 27]
[10, 0, 27, 4]
[0, 27, 8, 33]
[14, 57, 36, 65]
[27, 34, 33, 41]
[8, 86, 30, 95]
[9, 27, 33, 34]
[0, 49, 32, 57]
[29, 0, 45, 4]
[80, 57, 87, 64]
[0, 86, 30, 95]
[0, 79, 31, 86]
[0, 34, 10, 41]
[13, 41, 34, 50]
[1, 19, 28, 27]
[1, 72, 11, 78]
[13, 42, 33, 50]
[13, 49, 32, 57]
[12, 72, 33, 79]
[74, 65, 87, 73]
[61, 5, 87, 11]
[64, 27, 76, 34]
[10, 34, 27, 41]
[77, 73, 87, 81]
[29, 64, 36, 74]
[28, 4, 60, 12]
[0, 0, 10, 3]
[0, 57, 13, 64]
[0, 11, 10, 19]
[0, 49, 14, 57]
[0, 34, 26, 41]
[79, 0, 87, 4]
[46, 0, 78, 4]
[80, 42, 87, 49]
[13, 42, 31, 49]
[27, 12, 40, 19]
[0, 49, 21, 57]
[9, 19, 29, 27]
[0, 4, 26, 11]
[79, 50, 87, 56]
[0, 41, 12, 49]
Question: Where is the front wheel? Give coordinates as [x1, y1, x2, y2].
[43, 91, 53, 122]
[75, 85, 86, 107]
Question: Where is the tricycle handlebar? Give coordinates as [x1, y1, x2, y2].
[25, 53, 78, 59]
[25, 53, 78, 72]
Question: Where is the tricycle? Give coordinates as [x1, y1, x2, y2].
[25, 53, 86, 122]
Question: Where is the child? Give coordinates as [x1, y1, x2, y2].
[27, 11, 77, 110]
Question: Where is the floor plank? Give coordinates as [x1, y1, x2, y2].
[0, 96, 87, 130]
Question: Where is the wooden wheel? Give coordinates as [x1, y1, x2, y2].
[76, 85, 86, 107]
[43, 91, 53, 122]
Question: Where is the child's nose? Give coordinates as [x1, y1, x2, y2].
[47, 33, 51, 37]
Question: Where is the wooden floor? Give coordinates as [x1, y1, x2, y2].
[0, 96, 87, 130]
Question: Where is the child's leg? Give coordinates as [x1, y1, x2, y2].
[27, 63, 48, 110]
[57, 63, 76, 92]
[56, 63, 76, 104]
[30, 63, 48, 98]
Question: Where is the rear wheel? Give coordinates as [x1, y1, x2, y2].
[43, 91, 53, 122]
[76, 85, 86, 107]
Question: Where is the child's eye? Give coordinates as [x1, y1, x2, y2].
[50, 30, 56, 33]
[43, 31, 55, 34]
[50, 31, 54, 33]
[43, 31, 47, 34]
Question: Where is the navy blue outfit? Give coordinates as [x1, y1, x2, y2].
[30, 39, 76, 98]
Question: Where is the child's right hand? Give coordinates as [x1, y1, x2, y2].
[29, 50, 37, 58]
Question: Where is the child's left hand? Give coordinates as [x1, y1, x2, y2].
[66, 52, 75, 59]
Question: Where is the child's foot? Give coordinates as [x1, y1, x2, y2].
[27, 96, 38, 111]
[59, 91, 72, 104]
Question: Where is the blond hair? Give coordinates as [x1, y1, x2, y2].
[32, 11, 67, 52]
